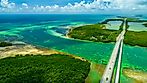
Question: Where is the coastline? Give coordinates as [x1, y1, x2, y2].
[0, 44, 59, 59]
[1, 41, 147, 82]
[66, 24, 147, 82]
[1, 21, 147, 82]
[65, 24, 92, 38]
[0, 41, 88, 62]
[67, 23, 147, 47]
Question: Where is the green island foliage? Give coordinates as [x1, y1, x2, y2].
[101, 17, 147, 24]
[125, 31, 147, 47]
[143, 23, 147, 27]
[0, 54, 90, 83]
[68, 24, 121, 43]
[101, 18, 123, 24]
[68, 24, 147, 47]
[126, 18, 140, 22]
[101, 18, 140, 24]
[0, 42, 12, 47]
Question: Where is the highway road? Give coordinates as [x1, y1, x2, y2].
[100, 18, 127, 83]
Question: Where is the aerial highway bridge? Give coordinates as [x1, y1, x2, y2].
[100, 18, 127, 83]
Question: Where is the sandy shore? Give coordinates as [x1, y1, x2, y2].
[0, 42, 87, 62]
[123, 69, 147, 83]
[65, 24, 92, 38]
[0, 42, 147, 83]
[0, 44, 59, 59]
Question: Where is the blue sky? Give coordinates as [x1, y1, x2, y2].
[9, 0, 94, 6]
[0, 0, 147, 14]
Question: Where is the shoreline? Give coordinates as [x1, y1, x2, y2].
[66, 25, 147, 48]
[0, 44, 59, 59]
[66, 23, 147, 47]
[65, 23, 147, 82]
[65, 23, 93, 37]
[1, 41, 147, 82]
[0, 41, 88, 62]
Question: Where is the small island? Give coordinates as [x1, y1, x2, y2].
[68, 24, 121, 43]
[143, 23, 147, 27]
[67, 18, 147, 47]
[0, 42, 12, 47]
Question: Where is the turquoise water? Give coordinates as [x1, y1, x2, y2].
[0, 14, 147, 72]
[105, 21, 122, 30]
[123, 45, 147, 71]
[128, 22, 147, 31]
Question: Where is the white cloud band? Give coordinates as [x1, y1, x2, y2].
[0, 0, 147, 13]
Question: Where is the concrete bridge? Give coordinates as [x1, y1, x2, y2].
[100, 18, 127, 83]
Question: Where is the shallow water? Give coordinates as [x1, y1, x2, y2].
[128, 22, 147, 31]
[106, 21, 122, 30]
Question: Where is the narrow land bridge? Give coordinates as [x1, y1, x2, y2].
[100, 18, 127, 83]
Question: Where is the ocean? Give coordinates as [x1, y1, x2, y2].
[0, 14, 147, 82]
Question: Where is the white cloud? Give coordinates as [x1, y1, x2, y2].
[112, 0, 138, 9]
[0, 0, 147, 14]
[1, 0, 9, 7]
[19, 0, 147, 13]
[1, 0, 15, 8]
[30, 0, 114, 13]
[22, 3, 28, 8]
[8, 2, 15, 8]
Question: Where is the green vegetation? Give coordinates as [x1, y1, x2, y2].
[119, 21, 124, 30]
[68, 24, 121, 43]
[143, 23, 147, 27]
[126, 18, 140, 22]
[101, 18, 123, 24]
[0, 54, 90, 83]
[125, 31, 147, 47]
[101, 17, 140, 24]
[0, 42, 12, 47]
[68, 24, 147, 47]
[101, 17, 147, 24]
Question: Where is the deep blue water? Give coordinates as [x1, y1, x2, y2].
[0, 14, 113, 24]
